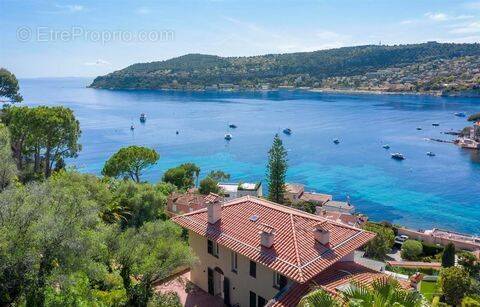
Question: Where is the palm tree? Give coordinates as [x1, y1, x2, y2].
[297, 278, 426, 307]
[298, 288, 340, 307]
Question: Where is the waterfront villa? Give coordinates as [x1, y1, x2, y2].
[172, 195, 390, 306]
[284, 183, 332, 205]
[167, 191, 223, 216]
[458, 121, 480, 149]
[218, 182, 263, 201]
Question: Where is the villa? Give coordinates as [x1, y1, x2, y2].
[284, 183, 332, 205]
[218, 182, 263, 201]
[167, 191, 223, 216]
[457, 121, 480, 149]
[172, 195, 391, 306]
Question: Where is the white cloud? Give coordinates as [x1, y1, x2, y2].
[56, 4, 84, 12]
[135, 7, 151, 15]
[425, 12, 448, 21]
[424, 12, 474, 22]
[450, 21, 480, 34]
[84, 59, 110, 66]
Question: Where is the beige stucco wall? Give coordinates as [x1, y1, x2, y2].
[189, 230, 288, 306]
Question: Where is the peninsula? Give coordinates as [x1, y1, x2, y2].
[90, 42, 480, 96]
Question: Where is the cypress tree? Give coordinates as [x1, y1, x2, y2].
[266, 134, 287, 204]
[442, 242, 456, 268]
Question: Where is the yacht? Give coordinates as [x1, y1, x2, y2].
[283, 128, 292, 135]
[140, 113, 146, 123]
[224, 134, 232, 141]
[391, 153, 405, 160]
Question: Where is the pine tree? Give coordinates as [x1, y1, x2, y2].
[442, 242, 456, 268]
[266, 134, 287, 204]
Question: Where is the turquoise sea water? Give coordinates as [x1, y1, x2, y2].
[20, 78, 480, 234]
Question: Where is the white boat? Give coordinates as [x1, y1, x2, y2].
[427, 152, 436, 157]
[224, 134, 232, 140]
[391, 153, 405, 160]
[130, 125, 135, 130]
[140, 113, 146, 122]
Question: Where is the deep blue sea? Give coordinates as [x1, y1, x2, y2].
[20, 77, 480, 234]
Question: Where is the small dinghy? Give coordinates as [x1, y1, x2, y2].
[382, 144, 390, 149]
[140, 113, 146, 123]
[229, 124, 237, 129]
[416, 127, 422, 131]
[432, 123, 440, 127]
[130, 125, 135, 131]
[283, 128, 292, 135]
[427, 152, 436, 157]
[333, 139, 340, 144]
[391, 153, 405, 160]
[224, 134, 232, 141]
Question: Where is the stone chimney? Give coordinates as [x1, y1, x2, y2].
[314, 222, 330, 246]
[205, 193, 222, 224]
[258, 223, 275, 248]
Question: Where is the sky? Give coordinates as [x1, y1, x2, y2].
[1, 0, 479, 78]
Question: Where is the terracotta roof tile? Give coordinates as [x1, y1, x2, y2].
[271, 262, 406, 307]
[172, 196, 375, 283]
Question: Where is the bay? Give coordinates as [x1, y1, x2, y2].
[20, 77, 480, 234]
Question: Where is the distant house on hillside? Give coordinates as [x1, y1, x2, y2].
[167, 191, 223, 216]
[284, 183, 332, 206]
[218, 182, 262, 201]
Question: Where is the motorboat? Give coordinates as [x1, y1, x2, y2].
[427, 152, 436, 157]
[130, 125, 135, 131]
[432, 123, 440, 127]
[382, 144, 390, 149]
[229, 124, 237, 129]
[416, 127, 422, 130]
[224, 134, 232, 140]
[140, 113, 146, 123]
[333, 139, 340, 144]
[283, 128, 292, 135]
[454, 112, 466, 117]
[391, 153, 405, 160]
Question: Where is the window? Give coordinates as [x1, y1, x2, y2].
[249, 260, 256, 278]
[231, 251, 238, 273]
[207, 239, 219, 257]
[258, 296, 267, 307]
[273, 272, 288, 289]
[172, 204, 177, 212]
[249, 291, 257, 307]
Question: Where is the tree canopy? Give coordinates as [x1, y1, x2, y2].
[3, 106, 81, 179]
[267, 134, 287, 204]
[401, 240, 423, 261]
[440, 266, 471, 306]
[102, 146, 159, 182]
[442, 242, 456, 268]
[162, 163, 200, 190]
[362, 222, 394, 260]
[0, 68, 22, 104]
[0, 124, 17, 190]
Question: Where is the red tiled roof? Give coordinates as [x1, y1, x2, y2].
[172, 196, 375, 283]
[386, 261, 442, 269]
[270, 262, 396, 307]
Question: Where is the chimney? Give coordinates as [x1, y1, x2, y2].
[314, 222, 330, 246]
[206, 193, 222, 224]
[258, 223, 275, 248]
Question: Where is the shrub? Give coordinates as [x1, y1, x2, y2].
[362, 222, 395, 260]
[401, 240, 423, 260]
[440, 266, 471, 306]
[199, 177, 220, 195]
[422, 242, 444, 257]
[462, 296, 480, 307]
[442, 243, 456, 268]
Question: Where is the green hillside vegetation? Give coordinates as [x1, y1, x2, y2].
[90, 42, 480, 94]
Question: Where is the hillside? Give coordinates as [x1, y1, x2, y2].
[89, 42, 480, 94]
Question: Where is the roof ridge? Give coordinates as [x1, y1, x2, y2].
[289, 213, 304, 282]
[245, 197, 364, 232]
